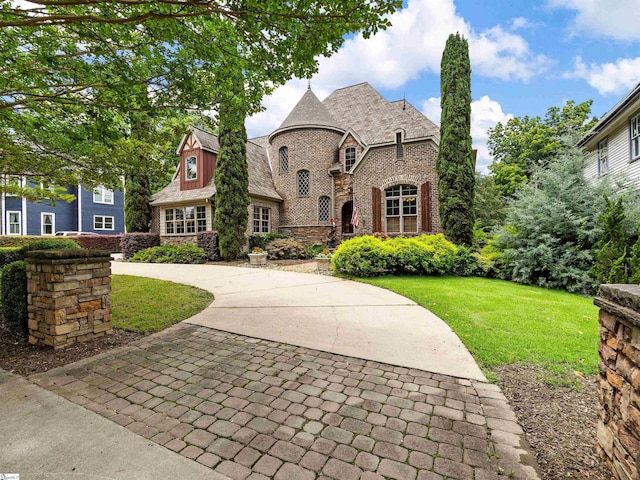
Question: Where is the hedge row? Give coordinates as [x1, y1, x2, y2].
[75, 235, 122, 252]
[1, 261, 28, 332]
[197, 231, 219, 261]
[129, 244, 206, 264]
[121, 233, 160, 259]
[0, 238, 81, 269]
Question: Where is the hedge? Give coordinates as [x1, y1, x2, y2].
[121, 233, 160, 259]
[1, 261, 28, 332]
[197, 231, 220, 261]
[0, 236, 42, 247]
[0, 247, 22, 269]
[74, 234, 122, 252]
[19, 238, 80, 254]
[129, 244, 206, 264]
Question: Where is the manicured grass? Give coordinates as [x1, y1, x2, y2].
[112, 275, 213, 333]
[362, 276, 599, 383]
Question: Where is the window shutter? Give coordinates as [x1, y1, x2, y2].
[421, 182, 431, 232]
[372, 187, 382, 232]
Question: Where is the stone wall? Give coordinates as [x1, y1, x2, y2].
[27, 249, 112, 349]
[278, 225, 333, 245]
[594, 284, 640, 480]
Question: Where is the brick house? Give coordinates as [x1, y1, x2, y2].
[150, 82, 441, 245]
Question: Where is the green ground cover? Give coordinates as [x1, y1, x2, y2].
[363, 276, 599, 384]
[112, 275, 213, 333]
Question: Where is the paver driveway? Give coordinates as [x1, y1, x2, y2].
[32, 324, 540, 479]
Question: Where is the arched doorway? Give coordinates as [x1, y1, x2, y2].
[342, 201, 353, 234]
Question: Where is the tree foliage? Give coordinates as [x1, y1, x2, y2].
[488, 100, 597, 197]
[473, 174, 506, 232]
[125, 173, 152, 232]
[436, 33, 474, 247]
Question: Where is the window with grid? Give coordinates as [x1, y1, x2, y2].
[598, 139, 609, 175]
[94, 215, 114, 230]
[279, 147, 288, 172]
[41, 213, 55, 235]
[164, 206, 206, 234]
[185, 156, 198, 180]
[297, 170, 309, 196]
[345, 148, 356, 172]
[318, 196, 330, 222]
[253, 207, 270, 233]
[93, 185, 114, 204]
[632, 112, 640, 161]
[385, 184, 417, 233]
[8, 211, 21, 235]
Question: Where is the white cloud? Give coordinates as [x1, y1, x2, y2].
[547, 0, 640, 41]
[568, 56, 640, 95]
[420, 95, 513, 174]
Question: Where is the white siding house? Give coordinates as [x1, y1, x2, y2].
[580, 83, 640, 189]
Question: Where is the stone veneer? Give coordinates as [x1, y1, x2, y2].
[27, 249, 112, 349]
[594, 284, 640, 480]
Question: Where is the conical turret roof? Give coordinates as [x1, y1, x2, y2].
[270, 88, 344, 139]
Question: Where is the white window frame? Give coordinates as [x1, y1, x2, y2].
[253, 206, 270, 233]
[8, 211, 21, 235]
[94, 215, 114, 231]
[164, 206, 206, 235]
[93, 186, 114, 204]
[41, 212, 55, 236]
[385, 184, 418, 234]
[631, 112, 640, 162]
[344, 148, 356, 172]
[185, 155, 198, 180]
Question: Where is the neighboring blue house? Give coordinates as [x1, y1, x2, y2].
[1, 177, 125, 236]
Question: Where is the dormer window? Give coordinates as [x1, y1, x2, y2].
[345, 148, 356, 172]
[396, 132, 404, 159]
[185, 156, 197, 180]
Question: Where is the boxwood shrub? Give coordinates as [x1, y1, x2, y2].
[332, 236, 390, 277]
[0, 247, 22, 269]
[1, 260, 28, 332]
[19, 238, 80, 254]
[129, 244, 206, 264]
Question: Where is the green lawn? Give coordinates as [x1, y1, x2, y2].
[362, 276, 599, 384]
[112, 275, 214, 333]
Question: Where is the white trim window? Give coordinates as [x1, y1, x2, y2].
[41, 212, 55, 236]
[631, 112, 640, 161]
[345, 147, 356, 172]
[93, 186, 114, 204]
[94, 215, 114, 230]
[185, 155, 198, 180]
[598, 138, 609, 175]
[385, 184, 417, 233]
[164, 206, 206, 234]
[253, 206, 270, 233]
[8, 211, 21, 235]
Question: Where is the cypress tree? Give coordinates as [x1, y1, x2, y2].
[124, 173, 152, 232]
[437, 33, 474, 246]
[214, 71, 249, 260]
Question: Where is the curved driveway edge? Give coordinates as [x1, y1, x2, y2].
[111, 263, 486, 382]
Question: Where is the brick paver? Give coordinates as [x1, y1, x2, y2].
[33, 324, 539, 479]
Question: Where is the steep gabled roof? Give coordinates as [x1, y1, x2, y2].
[176, 125, 220, 154]
[270, 88, 344, 139]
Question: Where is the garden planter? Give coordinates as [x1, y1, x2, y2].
[248, 252, 267, 266]
[315, 257, 331, 272]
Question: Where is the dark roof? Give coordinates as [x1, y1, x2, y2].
[270, 88, 343, 138]
[191, 125, 220, 152]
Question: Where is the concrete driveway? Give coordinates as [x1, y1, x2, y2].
[111, 262, 485, 382]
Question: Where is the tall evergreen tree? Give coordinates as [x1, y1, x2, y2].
[214, 69, 250, 260]
[125, 173, 152, 232]
[436, 33, 474, 246]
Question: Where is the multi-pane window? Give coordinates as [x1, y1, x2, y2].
[253, 207, 270, 233]
[632, 112, 640, 161]
[297, 170, 309, 196]
[319, 196, 330, 222]
[165, 206, 206, 234]
[598, 139, 609, 175]
[8, 211, 21, 235]
[94, 215, 114, 230]
[279, 147, 288, 172]
[345, 148, 356, 172]
[396, 132, 404, 159]
[93, 186, 114, 204]
[185, 156, 198, 180]
[385, 184, 417, 233]
[41, 212, 55, 235]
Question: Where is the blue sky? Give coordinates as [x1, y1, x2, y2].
[247, 0, 640, 173]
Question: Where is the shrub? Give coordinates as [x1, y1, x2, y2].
[373, 232, 390, 240]
[305, 242, 327, 258]
[332, 236, 390, 277]
[451, 245, 480, 277]
[0, 247, 22, 269]
[249, 233, 288, 251]
[74, 235, 122, 252]
[385, 234, 458, 276]
[129, 244, 206, 264]
[121, 233, 160, 259]
[1, 261, 28, 332]
[0, 236, 37, 247]
[473, 236, 509, 279]
[19, 237, 80, 254]
[197, 231, 220, 261]
[265, 238, 306, 260]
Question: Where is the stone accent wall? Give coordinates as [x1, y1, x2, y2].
[594, 284, 640, 480]
[278, 225, 332, 245]
[26, 249, 112, 349]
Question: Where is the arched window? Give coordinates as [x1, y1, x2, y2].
[385, 184, 417, 233]
[319, 196, 330, 222]
[185, 155, 197, 180]
[345, 147, 356, 172]
[279, 146, 288, 172]
[297, 170, 309, 196]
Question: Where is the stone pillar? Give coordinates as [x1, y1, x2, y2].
[594, 284, 640, 480]
[26, 249, 112, 349]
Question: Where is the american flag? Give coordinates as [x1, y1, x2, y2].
[350, 197, 359, 228]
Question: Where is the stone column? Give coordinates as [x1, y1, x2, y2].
[594, 284, 640, 480]
[26, 249, 112, 349]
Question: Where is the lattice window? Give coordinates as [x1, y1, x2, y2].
[279, 147, 288, 172]
[345, 148, 356, 171]
[297, 170, 309, 196]
[319, 196, 330, 222]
